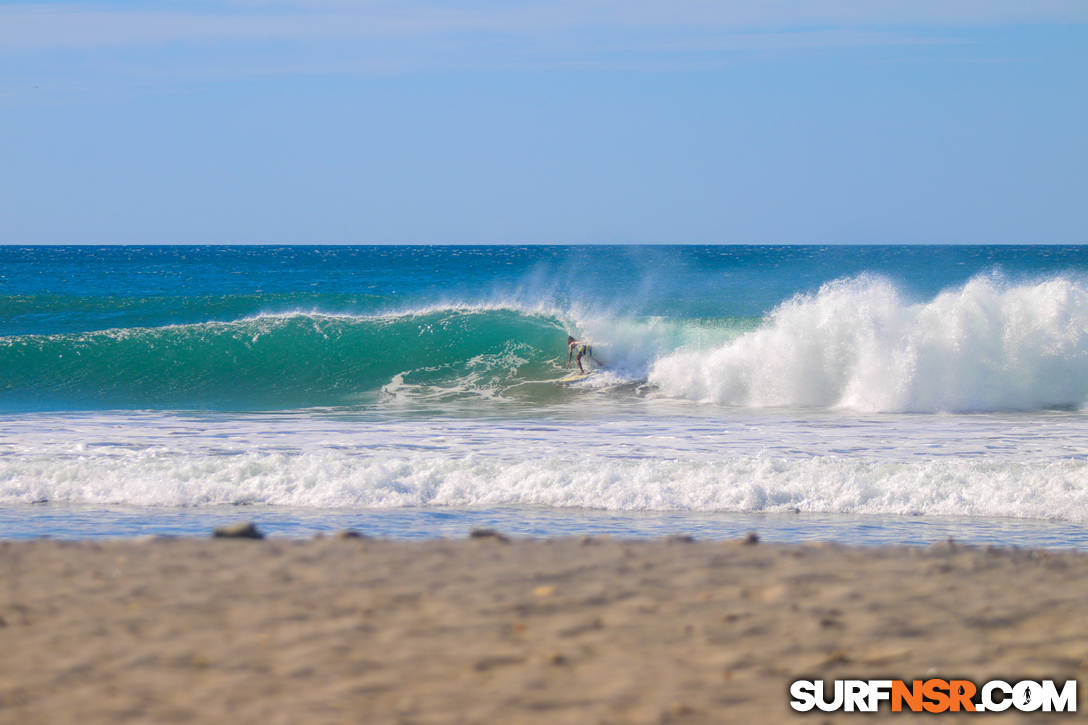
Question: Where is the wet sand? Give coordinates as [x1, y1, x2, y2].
[1, 533, 1085, 723]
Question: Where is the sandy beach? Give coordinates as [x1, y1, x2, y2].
[1, 532, 1085, 724]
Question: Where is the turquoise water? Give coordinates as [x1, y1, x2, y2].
[3, 245, 1088, 544]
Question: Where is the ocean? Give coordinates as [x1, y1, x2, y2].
[3, 245, 1088, 546]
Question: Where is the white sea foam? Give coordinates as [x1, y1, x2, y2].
[5, 448, 1088, 521]
[2, 411, 1087, 521]
[648, 274, 1088, 413]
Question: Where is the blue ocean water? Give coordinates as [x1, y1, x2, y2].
[3, 245, 1088, 545]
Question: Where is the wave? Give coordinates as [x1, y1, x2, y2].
[5, 449, 1088, 522]
[0, 292, 392, 336]
[3, 274, 1087, 413]
[0, 307, 573, 409]
[0, 297, 751, 409]
[649, 274, 1088, 413]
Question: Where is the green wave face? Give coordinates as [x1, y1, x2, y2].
[0, 309, 570, 410]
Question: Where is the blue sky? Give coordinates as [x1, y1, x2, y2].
[1, 1, 1085, 244]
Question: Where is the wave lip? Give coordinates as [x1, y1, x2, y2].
[649, 274, 1088, 413]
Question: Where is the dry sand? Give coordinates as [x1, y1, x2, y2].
[1, 532, 1085, 724]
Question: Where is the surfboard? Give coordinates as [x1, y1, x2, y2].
[557, 370, 593, 383]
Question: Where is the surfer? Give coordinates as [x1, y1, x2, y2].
[567, 335, 596, 374]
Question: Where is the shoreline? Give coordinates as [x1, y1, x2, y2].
[5, 503, 1088, 551]
[2, 533, 1086, 723]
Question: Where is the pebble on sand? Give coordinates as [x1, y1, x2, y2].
[469, 529, 509, 542]
[212, 522, 264, 539]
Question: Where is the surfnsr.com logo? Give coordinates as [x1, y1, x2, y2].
[790, 679, 1077, 713]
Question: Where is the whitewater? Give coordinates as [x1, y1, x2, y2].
[2, 245, 1087, 544]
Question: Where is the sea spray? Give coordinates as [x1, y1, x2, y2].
[649, 274, 1088, 413]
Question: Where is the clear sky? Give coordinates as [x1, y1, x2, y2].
[1, 1, 1085, 244]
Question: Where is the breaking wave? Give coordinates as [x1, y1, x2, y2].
[0, 307, 570, 409]
[650, 274, 1088, 413]
[3, 273, 1087, 413]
